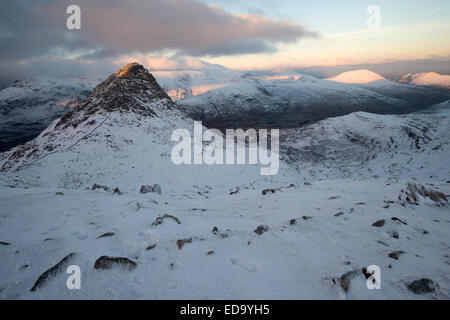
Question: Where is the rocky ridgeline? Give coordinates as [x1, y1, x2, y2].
[56, 62, 174, 129]
[0, 63, 178, 172]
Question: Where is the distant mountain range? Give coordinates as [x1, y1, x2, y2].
[397, 72, 450, 89]
[1, 66, 449, 151]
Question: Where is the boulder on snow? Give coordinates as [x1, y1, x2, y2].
[407, 278, 437, 294]
[97, 232, 115, 239]
[339, 270, 359, 292]
[372, 219, 385, 227]
[140, 184, 162, 194]
[151, 214, 181, 226]
[92, 184, 110, 192]
[30, 253, 76, 291]
[94, 256, 137, 270]
[388, 251, 405, 260]
[176, 238, 192, 249]
[254, 225, 269, 235]
[399, 182, 448, 205]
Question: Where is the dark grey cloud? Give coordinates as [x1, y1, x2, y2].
[0, 0, 318, 85]
[0, 0, 317, 62]
[181, 40, 278, 57]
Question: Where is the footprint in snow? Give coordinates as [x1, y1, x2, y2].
[230, 258, 258, 272]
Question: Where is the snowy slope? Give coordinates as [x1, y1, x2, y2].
[280, 106, 450, 181]
[0, 77, 99, 152]
[398, 72, 450, 89]
[0, 64, 449, 300]
[327, 70, 385, 84]
[153, 64, 242, 101]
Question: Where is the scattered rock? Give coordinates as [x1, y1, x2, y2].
[55, 192, 64, 196]
[207, 250, 214, 255]
[289, 219, 296, 225]
[229, 187, 239, 195]
[372, 219, 385, 227]
[391, 217, 407, 225]
[304, 181, 311, 186]
[302, 216, 312, 220]
[113, 187, 122, 195]
[97, 232, 115, 239]
[383, 205, 390, 209]
[334, 212, 344, 217]
[92, 184, 110, 192]
[176, 238, 192, 249]
[140, 184, 162, 194]
[339, 270, 358, 292]
[30, 253, 76, 291]
[329, 196, 340, 200]
[151, 214, 181, 226]
[146, 244, 156, 251]
[254, 225, 269, 235]
[211, 226, 228, 238]
[407, 278, 437, 294]
[0, 241, 11, 246]
[388, 231, 399, 239]
[400, 182, 448, 205]
[94, 256, 137, 270]
[262, 188, 278, 195]
[388, 251, 405, 260]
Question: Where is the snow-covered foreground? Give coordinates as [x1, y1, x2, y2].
[0, 178, 449, 299]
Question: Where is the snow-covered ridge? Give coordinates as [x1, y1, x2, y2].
[178, 71, 450, 130]
[327, 69, 385, 84]
[398, 72, 450, 89]
[0, 63, 290, 192]
[0, 76, 100, 152]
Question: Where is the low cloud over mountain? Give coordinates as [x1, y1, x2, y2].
[0, 0, 317, 86]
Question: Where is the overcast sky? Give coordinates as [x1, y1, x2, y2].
[0, 0, 449, 86]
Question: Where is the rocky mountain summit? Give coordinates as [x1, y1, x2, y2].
[57, 62, 174, 130]
[0, 63, 183, 175]
[0, 63, 280, 192]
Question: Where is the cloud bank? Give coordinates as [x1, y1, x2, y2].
[0, 0, 317, 85]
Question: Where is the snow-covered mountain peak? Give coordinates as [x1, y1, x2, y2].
[327, 69, 385, 84]
[56, 63, 174, 130]
[0, 64, 288, 193]
[398, 72, 450, 89]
